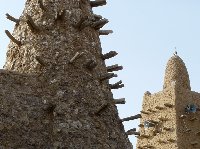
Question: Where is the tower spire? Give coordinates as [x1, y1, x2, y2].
[163, 55, 191, 90]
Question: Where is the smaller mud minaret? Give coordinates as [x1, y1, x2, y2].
[137, 55, 200, 149]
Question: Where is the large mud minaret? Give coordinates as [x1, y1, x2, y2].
[137, 55, 200, 149]
[0, 0, 132, 148]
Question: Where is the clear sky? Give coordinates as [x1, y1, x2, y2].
[1, 1, 200, 148]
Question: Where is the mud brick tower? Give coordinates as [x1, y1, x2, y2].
[0, 0, 132, 148]
[137, 55, 200, 149]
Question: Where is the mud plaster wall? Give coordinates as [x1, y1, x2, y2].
[176, 88, 200, 149]
[137, 86, 178, 149]
[0, 0, 132, 148]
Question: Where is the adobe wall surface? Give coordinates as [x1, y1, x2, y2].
[175, 88, 200, 149]
[0, 68, 132, 148]
[137, 86, 178, 149]
[0, 0, 132, 148]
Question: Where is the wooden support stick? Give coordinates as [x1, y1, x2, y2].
[126, 128, 137, 135]
[190, 117, 198, 121]
[95, 102, 108, 115]
[140, 111, 149, 114]
[138, 124, 144, 127]
[56, 10, 65, 21]
[99, 73, 117, 81]
[69, 52, 83, 63]
[191, 141, 198, 146]
[109, 80, 124, 89]
[38, 0, 46, 11]
[90, 0, 107, 7]
[164, 103, 173, 108]
[163, 127, 172, 131]
[35, 56, 46, 66]
[102, 51, 118, 60]
[155, 106, 164, 110]
[121, 114, 141, 122]
[147, 109, 156, 113]
[93, 14, 103, 20]
[85, 59, 97, 70]
[5, 30, 21, 46]
[107, 64, 123, 72]
[167, 139, 176, 143]
[126, 130, 139, 136]
[73, 16, 87, 30]
[158, 117, 169, 121]
[113, 98, 126, 104]
[99, 30, 113, 35]
[92, 19, 109, 30]
[5, 13, 19, 24]
[26, 15, 40, 32]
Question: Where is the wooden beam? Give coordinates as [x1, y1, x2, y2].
[26, 15, 40, 32]
[99, 73, 117, 81]
[6, 13, 19, 24]
[90, 0, 107, 7]
[102, 51, 118, 60]
[5, 30, 21, 46]
[109, 80, 124, 89]
[121, 114, 141, 122]
[92, 19, 109, 30]
[85, 59, 97, 70]
[113, 98, 126, 104]
[69, 52, 83, 63]
[99, 30, 113, 35]
[107, 64, 123, 72]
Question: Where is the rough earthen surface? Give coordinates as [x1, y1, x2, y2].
[137, 55, 200, 149]
[0, 0, 132, 148]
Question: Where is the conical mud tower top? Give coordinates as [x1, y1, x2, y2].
[0, 0, 132, 148]
[163, 55, 191, 90]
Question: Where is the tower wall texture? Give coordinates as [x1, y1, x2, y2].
[137, 55, 200, 149]
[0, 0, 132, 148]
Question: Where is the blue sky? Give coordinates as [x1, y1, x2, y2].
[1, 1, 200, 148]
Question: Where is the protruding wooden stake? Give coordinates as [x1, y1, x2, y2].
[158, 140, 167, 144]
[155, 106, 164, 110]
[26, 15, 40, 32]
[90, 0, 107, 7]
[190, 117, 198, 121]
[5, 13, 19, 24]
[73, 16, 88, 30]
[168, 139, 176, 143]
[85, 59, 97, 70]
[109, 80, 124, 89]
[126, 128, 137, 135]
[56, 10, 65, 21]
[163, 127, 172, 131]
[35, 56, 46, 66]
[140, 111, 149, 114]
[99, 73, 117, 81]
[99, 30, 113, 35]
[147, 109, 156, 113]
[164, 103, 173, 108]
[69, 52, 83, 63]
[191, 141, 198, 146]
[138, 124, 144, 127]
[93, 14, 103, 20]
[95, 102, 108, 115]
[5, 30, 21, 46]
[121, 114, 141, 122]
[113, 98, 126, 104]
[107, 64, 123, 72]
[92, 19, 109, 30]
[102, 51, 118, 60]
[38, 0, 46, 11]
[126, 129, 139, 136]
